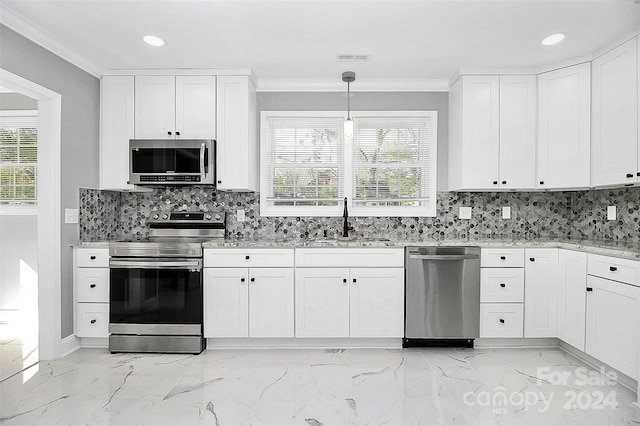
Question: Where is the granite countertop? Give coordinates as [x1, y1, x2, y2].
[72, 237, 640, 260]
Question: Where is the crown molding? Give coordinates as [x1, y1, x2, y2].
[0, 4, 103, 78]
[256, 79, 449, 92]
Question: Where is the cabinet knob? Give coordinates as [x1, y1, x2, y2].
[90, 319, 96, 324]
[343, 278, 347, 283]
[250, 277, 255, 282]
[500, 256, 506, 260]
[176, 131, 181, 136]
[245, 255, 250, 260]
[90, 256, 96, 260]
[609, 266, 617, 272]
[352, 278, 357, 283]
[168, 131, 172, 136]
[240, 278, 245, 282]
[500, 283, 506, 288]
[90, 283, 96, 288]
[586, 287, 593, 292]
[217, 180, 222, 184]
[492, 181, 498, 185]
[501, 181, 507, 185]
[539, 181, 544, 185]
[499, 319, 505, 324]
[637, 172, 640, 177]
[626, 173, 634, 178]
[529, 258, 535, 262]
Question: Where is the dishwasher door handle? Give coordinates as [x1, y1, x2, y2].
[408, 254, 480, 260]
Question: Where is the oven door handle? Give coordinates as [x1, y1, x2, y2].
[110, 259, 202, 270]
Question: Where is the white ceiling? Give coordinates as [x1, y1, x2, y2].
[1, 0, 639, 88]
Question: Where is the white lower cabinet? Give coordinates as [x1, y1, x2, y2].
[203, 249, 295, 338]
[557, 250, 587, 351]
[480, 303, 524, 338]
[524, 248, 559, 337]
[204, 267, 294, 338]
[74, 247, 110, 338]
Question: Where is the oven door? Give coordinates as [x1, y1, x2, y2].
[109, 258, 203, 334]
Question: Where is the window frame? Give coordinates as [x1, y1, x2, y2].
[0, 110, 38, 214]
[260, 110, 437, 217]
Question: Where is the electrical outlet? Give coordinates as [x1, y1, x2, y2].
[236, 209, 245, 222]
[65, 208, 79, 224]
[502, 206, 511, 219]
[607, 206, 616, 221]
[458, 206, 472, 220]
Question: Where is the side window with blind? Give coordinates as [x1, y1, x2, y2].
[260, 111, 437, 217]
[0, 112, 38, 206]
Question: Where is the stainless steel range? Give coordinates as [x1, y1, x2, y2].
[108, 211, 225, 354]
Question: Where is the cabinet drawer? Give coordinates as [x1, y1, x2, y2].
[480, 303, 524, 338]
[76, 303, 109, 338]
[295, 248, 404, 268]
[587, 254, 640, 286]
[480, 268, 525, 302]
[481, 248, 524, 267]
[204, 248, 294, 268]
[77, 268, 110, 302]
[76, 248, 110, 267]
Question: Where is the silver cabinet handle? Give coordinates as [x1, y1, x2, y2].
[409, 254, 479, 260]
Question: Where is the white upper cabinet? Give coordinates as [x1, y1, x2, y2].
[216, 76, 258, 191]
[448, 75, 536, 191]
[100, 75, 137, 191]
[591, 37, 639, 187]
[134, 75, 216, 140]
[537, 63, 591, 189]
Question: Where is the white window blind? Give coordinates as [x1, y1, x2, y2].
[261, 111, 437, 217]
[0, 112, 38, 206]
[351, 115, 435, 216]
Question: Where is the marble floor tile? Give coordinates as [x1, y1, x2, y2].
[1, 346, 640, 425]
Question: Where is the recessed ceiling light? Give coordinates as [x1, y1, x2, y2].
[143, 35, 165, 47]
[541, 33, 566, 46]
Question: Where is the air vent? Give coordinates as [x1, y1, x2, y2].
[337, 54, 371, 62]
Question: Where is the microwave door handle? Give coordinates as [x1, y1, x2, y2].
[200, 142, 206, 179]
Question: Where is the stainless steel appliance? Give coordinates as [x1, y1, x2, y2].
[109, 211, 225, 354]
[404, 246, 481, 347]
[128, 139, 215, 185]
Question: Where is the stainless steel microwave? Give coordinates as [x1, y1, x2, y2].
[128, 139, 215, 186]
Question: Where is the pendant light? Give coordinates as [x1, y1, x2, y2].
[342, 71, 355, 141]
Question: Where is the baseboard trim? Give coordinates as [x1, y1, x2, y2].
[78, 337, 109, 349]
[206, 337, 402, 349]
[474, 337, 560, 348]
[59, 334, 80, 358]
[558, 341, 638, 393]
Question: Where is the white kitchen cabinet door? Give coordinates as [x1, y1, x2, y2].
[135, 75, 176, 139]
[76, 303, 109, 338]
[557, 250, 587, 351]
[524, 248, 559, 337]
[480, 303, 524, 338]
[499, 75, 536, 189]
[480, 268, 525, 303]
[537, 63, 591, 189]
[204, 268, 248, 338]
[586, 275, 640, 380]
[175, 76, 216, 139]
[216, 75, 258, 191]
[349, 268, 404, 338]
[100, 76, 138, 191]
[448, 76, 500, 190]
[591, 37, 638, 187]
[248, 268, 294, 338]
[295, 268, 350, 338]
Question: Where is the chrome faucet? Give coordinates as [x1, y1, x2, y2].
[342, 197, 353, 237]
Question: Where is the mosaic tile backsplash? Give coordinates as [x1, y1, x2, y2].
[79, 186, 637, 244]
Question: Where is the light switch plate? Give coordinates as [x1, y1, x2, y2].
[237, 209, 246, 222]
[459, 206, 472, 220]
[607, 206, 616, 221]
[502, 206, 511, 219]
[65, 208, 79, 224]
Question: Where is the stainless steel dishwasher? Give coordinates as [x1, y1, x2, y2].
[404, 246, 481, 347]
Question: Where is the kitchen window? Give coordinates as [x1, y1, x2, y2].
[0, 111, 38, 208]
[260, 111, 437, 217]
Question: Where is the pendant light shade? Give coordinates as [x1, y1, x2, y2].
[342, 71, 356, 141]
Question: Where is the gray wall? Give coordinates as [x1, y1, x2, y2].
[257, 92, 449, 190]
[0, 215, 38, 310]
[0, 93, 38, 110]
[0, 24, 100, 338]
